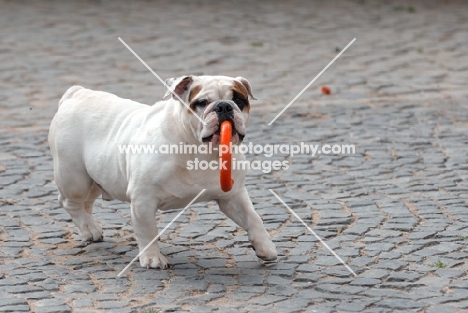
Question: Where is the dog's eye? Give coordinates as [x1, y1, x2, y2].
[195, 99, 208, 108]
[233, 97, 247, 110]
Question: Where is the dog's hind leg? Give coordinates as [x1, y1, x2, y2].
[55, 170, 103, 242]
[84, 182, 102, 215]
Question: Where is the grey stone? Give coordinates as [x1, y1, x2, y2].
[350, 257, 375, 267]
[387, 272, 422, 282]
[0, 305, 31, 312]
[376, 299, 425, 310]
[350, 278, 381, 286]
[227, 290, 256, 301]
[267, 285, 296, 297]
[425, 304, 458, 313]
[2, 285, 43, 294]
[15, 291, 51, 300]
[238, 274, 264, 286]
[35, 306, 72, 313]
[372, 260, 406, 271]
[96, 302, 129, 309]
[0, 217, 20, 227]
[336, 301, 372, 312]
[106, 309, 132, 313]
[16, 272, 48, 282]
[0, 298, 28, 307]
[250, 294, 286, 305]
[314, 256, 345, 266]
[72, 299, 93, 308]
[266, 275, 291, 285]
[407, 231, 438, 240]
[360, 269, 389, 280]
[0, 278, 26, 286]
[35, 299, 68, 307]
[63, 284, 97, 293]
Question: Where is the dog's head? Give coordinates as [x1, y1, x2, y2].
[164, 75, 255, 145]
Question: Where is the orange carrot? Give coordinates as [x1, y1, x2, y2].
[220, 121, 234, 192]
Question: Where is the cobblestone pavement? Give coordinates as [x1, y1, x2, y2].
[1, 0, 468, 312]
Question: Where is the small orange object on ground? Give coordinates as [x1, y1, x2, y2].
[321, 86, 331, 95]
[220, 120, 234, 192]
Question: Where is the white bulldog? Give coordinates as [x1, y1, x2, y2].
[48, 75, 277, 269]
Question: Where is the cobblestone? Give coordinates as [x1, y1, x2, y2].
[2, 0, 468, 312]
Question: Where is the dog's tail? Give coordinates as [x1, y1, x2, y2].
[58, 85, 84, 108]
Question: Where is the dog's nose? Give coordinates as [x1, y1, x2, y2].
[214, 102, 233, 114]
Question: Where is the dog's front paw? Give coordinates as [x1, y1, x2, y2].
[75, 215, 103, 242]
[252, 238, 277, 261]
[139, 251, 169, 269]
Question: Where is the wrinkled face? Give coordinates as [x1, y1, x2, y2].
[164, 75, 255, 145]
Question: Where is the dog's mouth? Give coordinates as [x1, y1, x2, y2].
[202, 124, 245, 144]
[202, 133, 218, 143]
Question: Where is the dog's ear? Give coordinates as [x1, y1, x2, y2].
[164, 76, 193, 100]
[235, 77, 256, 100]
